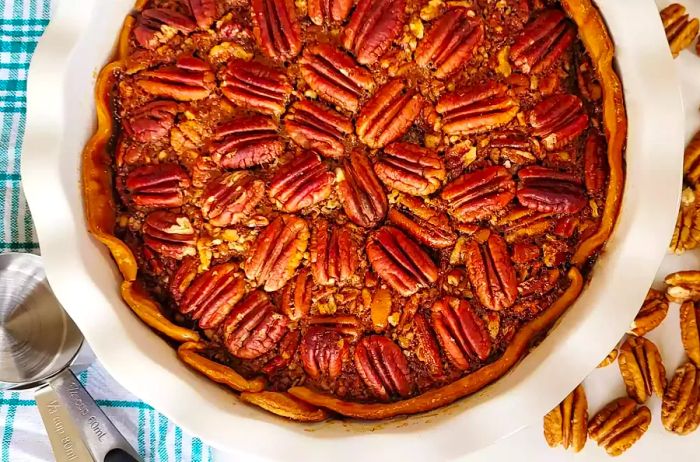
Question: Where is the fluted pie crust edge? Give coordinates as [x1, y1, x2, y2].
[81, 0, 625, 422]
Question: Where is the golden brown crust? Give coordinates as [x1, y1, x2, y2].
[561, 0, 626, 265]
[239, 391, 331, 422]
[288, 268, 583, 419]
[178, 342, 266, 392]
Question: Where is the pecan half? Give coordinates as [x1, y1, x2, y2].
[201, 171, 264, 227]
[300, 326, 349, 380]
[136, 56, 214, 101]
[133, 8, 196, 50]
[262, 329, 300, 374]
[308, 314, 363, 339]
[244, 215, 310, 291]
[629, 289, 669, 337]
[671, 187, 700, 254]
[336, 149, 388, 228]
[527, 94, 589, 151]
[308, 0, 352, 25]
[310, 219, 359, 286]
[415, 8, 484, 79]
[222, 291, 289, 359]
[366, 226, 438, 296]
[280, 268, 312, 321]
[209, 116, 284, 168]
[488, 130, 540, 165]
[284, 100, 352, 159]
[497, 207, 555, 242]
[299, 44, 374, 113]
[142, 210, 197, 260]
[665, 270, 700, 303]
[356, 79, 423, 148]
[354, 335, 412, 400]
[412, 312, 444, 377]
[660, 4, 700, 58]
[509, 9, 575, 74]
[123, 100, 178, 143]
[680, 301, 700, 367]
[269, 151, 334, 212]
[374, 142, 445, 196]
[436, 82, 519, 135]
[588, 398, 651, 457]
[188, 0, 217, 29]
[618, 336, 666, 404]
[180, 263, 246, 329]
[125, 163, 190, 208]
[661, 362, 700, 435]
[431, 297, 491, 370]
[464, 231, 518, 311]
[388, 195, 456, 248]
[598, 349, 619, 368]
[684, 129, 700, 186]
[220, 59, 292, 116]
[584, 133, 608, 195]
[251, 0, 302, 61]
[342, 0, 406, 65]
[441, 165, 515, 223]
[543, 384, 588, 453]
[516, 165, 587, 214]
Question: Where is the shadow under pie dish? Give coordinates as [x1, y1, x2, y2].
[82, 0, 626, 422]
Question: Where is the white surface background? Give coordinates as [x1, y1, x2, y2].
[214, 1, 700, 460]
[452, 1, 699, 460]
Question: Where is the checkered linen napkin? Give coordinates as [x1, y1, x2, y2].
[0, 1, 215, 460]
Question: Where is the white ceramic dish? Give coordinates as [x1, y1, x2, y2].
[21, 0, 683, 460]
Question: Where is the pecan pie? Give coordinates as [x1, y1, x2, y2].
[83, 0, 625, 422]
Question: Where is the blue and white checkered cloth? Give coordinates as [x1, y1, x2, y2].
[0, 1, 215, 460]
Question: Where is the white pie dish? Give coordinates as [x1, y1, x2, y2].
[21, 0, 683, 460]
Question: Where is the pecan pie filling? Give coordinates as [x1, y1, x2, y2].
[83, 0, 626, 421]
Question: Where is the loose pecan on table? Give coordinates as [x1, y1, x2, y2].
[516, 165, 587, 214]
[222, 291, 289, 359]
[666, 270, 700, 303]
[510, 9, 575, 74]
[299, 44, 374, 113]
[661, 361, 700, 435]
[136, 57, 214, 101]
[588, 397, 651, 457]
[464, 231, 518, 311]
[201, 171, 264, 227]
[342, 0, 406, 65]
[660, 3, 699, 58]
[543, 384, 588, 453]
[180, 263, 246, 329]
[366, 226, 438, 297]
[209, 116, 284, 169]
[684, 129, 700, 186]
[597, 348, 619, 368]
[356, 79, 423, 148]
[431, 297, 491, 370]
[269, 151, 334, 212]
[310, 219, 359, 286]
[436, 82, 519, 135]
[244, 215, 309, 291]
[441, 165, 515, 223]
[680, 301, 700, 367]
[124, 163, 190, 208]
[618, 336, 666, 404]
[388, 195, 457, 248]
[220, 59, 292, 115]
[336, 149, 388, 228]
[251, 0, 302, 61]
[628, 289, 668, 337]
[527, 94, 589, 151]
[123, 100, 178, 143]
[142, 210, 196, 260]
[374, 142, 445, 196]
[414, 8, 484, 79]
[284, 100, 352, 159]
[354, 335, 412, 400]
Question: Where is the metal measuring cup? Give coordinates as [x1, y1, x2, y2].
[0, 253, 142, 462]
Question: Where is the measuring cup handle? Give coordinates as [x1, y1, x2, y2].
[47, 368, 143, 462]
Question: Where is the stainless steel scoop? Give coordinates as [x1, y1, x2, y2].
[0, 252, 142, 462]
